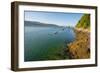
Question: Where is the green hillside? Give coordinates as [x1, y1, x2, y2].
[76, 14, 90, 29]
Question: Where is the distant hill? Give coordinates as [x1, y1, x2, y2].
[24, 21, 59, 27]
[76, 14, 90, 29]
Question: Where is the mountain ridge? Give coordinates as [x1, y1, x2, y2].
[24, 21, 60, 27]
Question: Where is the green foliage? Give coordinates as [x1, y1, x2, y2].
[76, 14, 90, 29]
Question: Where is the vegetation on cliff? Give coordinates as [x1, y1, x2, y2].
[76, 14, 90, 29]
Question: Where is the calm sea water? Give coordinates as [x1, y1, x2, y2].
[24, 26, 75, 62]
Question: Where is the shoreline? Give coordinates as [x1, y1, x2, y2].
[67, 28, 90, 59]
[74, 28, 90, 33]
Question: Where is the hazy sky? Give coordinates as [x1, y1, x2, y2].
[24, 11, 83, 27]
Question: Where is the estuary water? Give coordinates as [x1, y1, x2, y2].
[24, 26, 75, 61]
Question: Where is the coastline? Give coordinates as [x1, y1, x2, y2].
[67, 28, 90, 59]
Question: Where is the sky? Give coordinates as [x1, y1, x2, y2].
[24, 11, 83, 27]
